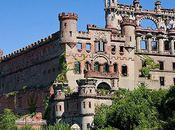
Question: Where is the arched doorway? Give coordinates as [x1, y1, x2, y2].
[97, 82, 111, 90]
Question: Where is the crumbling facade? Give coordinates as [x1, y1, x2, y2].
[0, 0, 175, 129]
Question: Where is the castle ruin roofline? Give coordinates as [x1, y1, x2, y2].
[59, 12, 78, 21]
[0, 32, 59, 63]
[122, 17, 136, 27]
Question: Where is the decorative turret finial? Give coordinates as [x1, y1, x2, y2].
[133, 0, 141, 11]
[155, 0, 161, 12]
[133, 0, 139, 4]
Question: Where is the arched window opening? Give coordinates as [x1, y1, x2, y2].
[94, 62, 100, 72]
[114, 63, 118, 73]
[74, 61, 81, 74]
[164, 41, 170, 51]
[152, 41, 158, 51]
[97, 82, 111, 90]
[85, 61, 91, 71]
[140, 40, 147, 50]
[140, 19, 157, 30]
[122, 64, 128, 76]
[103, 63, 109, 73]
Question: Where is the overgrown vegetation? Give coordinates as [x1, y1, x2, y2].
[94, 85, 175, 130]
[140, 56, 159, 77]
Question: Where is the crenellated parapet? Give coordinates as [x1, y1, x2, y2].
[59, 12, 78, 21]
[122, 17, 136, 27]
[0, 32, 59, 62]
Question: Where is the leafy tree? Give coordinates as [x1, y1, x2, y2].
[94, 105, 109, 129]
[17, 125, 34, 130]
[97, 126, 119, 130]
[0, 109, 18, 130]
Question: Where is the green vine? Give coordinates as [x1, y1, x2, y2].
[140, 56, 159, 78]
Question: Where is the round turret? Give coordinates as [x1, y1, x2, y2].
[59, 12, 78, 45]
[122, 17, 136, 47]
[155, 0, 161, 12]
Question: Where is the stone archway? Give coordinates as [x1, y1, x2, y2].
[97, 82, 111, 90]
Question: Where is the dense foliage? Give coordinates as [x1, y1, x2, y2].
[94, 85, 175, 130]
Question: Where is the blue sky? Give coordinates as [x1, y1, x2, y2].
[0, 0, 174, 55]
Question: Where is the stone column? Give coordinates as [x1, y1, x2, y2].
[109, 64, 114, 73]
[170, 38, 175, 55]
[99, 64, 104, 73]
[158, 34, 164, 54]
[146, 33, 153, 53]
[136, 36, 141, 52]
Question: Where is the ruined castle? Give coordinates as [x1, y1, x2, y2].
[0, 0, 175, 129]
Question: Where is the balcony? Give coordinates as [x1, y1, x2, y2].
[84, 70, 119, 79]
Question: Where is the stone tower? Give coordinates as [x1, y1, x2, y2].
[59, 12, 78, 48]
[104, 0, 120, 30]
[77, 79, 97, 130]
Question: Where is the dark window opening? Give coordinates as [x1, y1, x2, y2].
[111, 45, 116, 54]
[103, 63, 109, 73]
[122, 64, 128, 76]
[83, 102, 85, 108]
[94, 62, 100, 72]
[89, 102, 91, 108]
[74, 61, 81, 74]
[159, 61, 164, 70]
[130, 36, 132, 42]
[59, 105, 62, 111]
[70, 31, 72, 37]
[140, 40, 147, 50]
[152, 41, 158, 51]
[173, 62, 175, 71]
[164, 41, 170, 51]
[64, 23, 67, 28]
[120, 46, 124, 53]
[160, 77, 165, 86]
[114, 63, 118, 73]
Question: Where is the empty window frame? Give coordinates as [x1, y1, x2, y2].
[173, 62, 175, 71]
[96, 41, 105, 52]
[159, 61, 164, 70]
[140, 40, 147, 50]
[103, 63, 109, 73]
[160, 77, 165, 86]
[122, 64, 128, 76]
[152, 41, 158, 51]
[164, 41, 170, 51]
[94, 62, 100, 72]
[86, 43, 91, 52]
[111, 45, 116, 54]
[77, 42, 82, 50]
[120, 46, 124, 53]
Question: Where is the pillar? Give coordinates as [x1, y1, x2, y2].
[158, 35, 164, 54]
[170, 38, 175, 55]
[99, 64, 104, 73]
[136, 34, 142, 52]
[109, 64, 114, 73]
[147, 38, 152, 53]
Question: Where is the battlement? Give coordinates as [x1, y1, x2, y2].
[122, 17, 136, 27]
[0, 32, 59, 62]
[59, 12, 78, 21]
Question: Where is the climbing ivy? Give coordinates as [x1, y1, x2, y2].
[140, 56, 159, 78]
